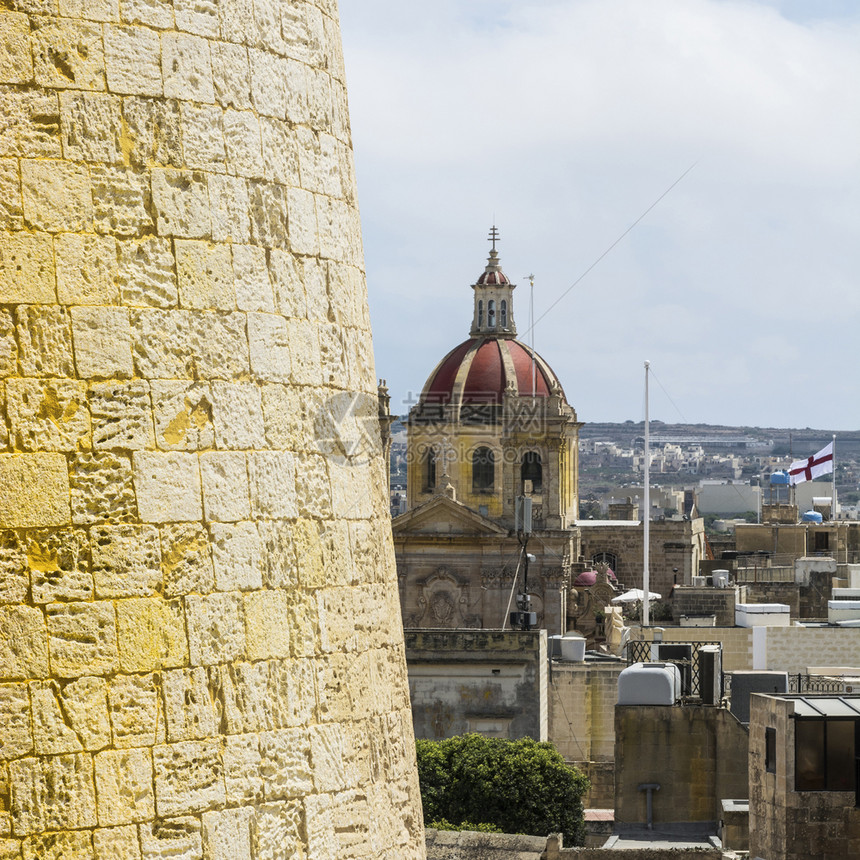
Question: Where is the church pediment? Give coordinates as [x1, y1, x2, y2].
[392, 495, 509, 536]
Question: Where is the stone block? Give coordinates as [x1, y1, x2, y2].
[115, 597, 188, 673]
[94, 747, 155, 825]
[207, 661, 267, 735]
[133, 451, 202, 523]
[21, 159, 92, 233]
[248, 451, 297, 519]
[59, 91, 122, 164]
[47, 601, 118, 678]
[201, 807, 254, 860]
[151, 168, 210, 239]
[174, 0, 219, 38]
[0, 160, 23, 232]
[162, 666, 218, 742]
[69, 452, 137, 525]
[186, 592, 244, 666]
[260, 383, 308, 451]
[89, 380, 154, 451]
[150, 381, 214, 450]
[161, 31, 214, 103]
[31, 680, 84, 755]
[260, 117, 299, 187]
[211, 382, 264, 450]
[31, 18, 105, 91]
[0, 606, 49, 680]
[121, 96, 182, 169]
[231, 244, 272, 312]
[200, 452, 250, 523]
[309, 723, 348, 794]
[108, 673, 165, 748]
[60, 0, 119, 20]
[249, 49, 286, 119]
[160, 523, 214, 597]
[22, 830, 94, 860]
[244, 590, 290, 660]
[138, 816, 202, 859]
[212, 43, 252, 110]
[0, 233, 56, 304]
[285, 317, 321, 385]
[175, 239, 234, 310]
[0, 87, 61, 159]
[0, 13, 33, 85]
[0, 684, 32, 759]
[0, 532, 27, 605]
[287, 188, 319, 258]
[223, 111, 264, 180]
[210, 522, 263, 592]
[120, 0, 173, 29]
[91, 165, 154, 236]
[248, 313, 291, 382]
[222, 734, 262, 805]
[26, 528, 91, 604]
[51, 676, 111, 752]
[153, 740, 225, 817]
[117, 237, 179, 308]
[180, 103, 226, 173]
[55, 233, 119, 305]
[270, 247, 307, 317]
[207, 173, 250, 244]
[71, 306, 133, 379]
[7, 379, 90, 453]
[259, 728, 312, 800]
[93, 824, 141, 860]
[10, 753, 97, 835]
[247, 180, 288, 250]
[104, 24, 162, 96]
[185, 311, 250, 379]
[254, 800, 306, 860]
[0, 454, 71, 528]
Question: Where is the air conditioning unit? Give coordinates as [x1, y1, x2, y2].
[692, 576, 707, 587]
[655, 643, 693, 696]
[699, 645, 722, 705]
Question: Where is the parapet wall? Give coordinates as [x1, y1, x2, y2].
[0, 3, 424, 858]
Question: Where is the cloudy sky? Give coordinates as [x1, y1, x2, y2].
[339, 0, 860, 430]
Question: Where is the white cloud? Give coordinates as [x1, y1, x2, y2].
[340, 0, 860, 428]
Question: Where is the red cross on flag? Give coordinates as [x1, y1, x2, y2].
[788, 442, 834, 486]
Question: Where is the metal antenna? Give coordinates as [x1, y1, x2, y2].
[524, 274, 536, 400]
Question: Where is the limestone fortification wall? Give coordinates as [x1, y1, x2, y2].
[0, 2, 425, 858]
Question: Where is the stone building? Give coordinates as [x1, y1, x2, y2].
[0, 4, 424, 859]
[395, 236, 581, 634]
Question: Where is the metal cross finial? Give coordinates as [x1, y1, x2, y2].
[488, 225, 500, 251]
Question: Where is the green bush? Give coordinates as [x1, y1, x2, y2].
[416, 734, 589, 845]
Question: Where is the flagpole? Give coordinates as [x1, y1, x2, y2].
[643, 361, 650, 628]
[832, 434, 836, 521]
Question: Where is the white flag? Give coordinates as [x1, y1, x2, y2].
[788, 442, 834, 486]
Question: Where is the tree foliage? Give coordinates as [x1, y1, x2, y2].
[416, 734, 589, 845]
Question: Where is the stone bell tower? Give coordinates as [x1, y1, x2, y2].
[0, 4, 424, 859]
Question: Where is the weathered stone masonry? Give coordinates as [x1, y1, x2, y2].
[0, 2, 425, 858]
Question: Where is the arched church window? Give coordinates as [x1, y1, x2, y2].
[591, 551, 618, 572]
[424, 448, 436, 492]
[487, 300, 496, 327]
[472, 446, 495, 492]
[500, 300, 507, 328]
[521, 451, 542, 492]
[478, 300, 483, 328]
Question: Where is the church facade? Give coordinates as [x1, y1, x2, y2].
[392, 232, 705, 635]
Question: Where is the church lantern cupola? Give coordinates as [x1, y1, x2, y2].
[471, 226, 516, 337]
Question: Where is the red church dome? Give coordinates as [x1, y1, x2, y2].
[420, 337, 565, 406]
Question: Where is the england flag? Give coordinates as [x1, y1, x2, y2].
[788, 442, 834, 486]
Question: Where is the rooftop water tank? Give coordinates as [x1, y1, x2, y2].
[713, 569, 730, 588]
[618, 662, 681, 705]
[770, 471, 790, 485]
[801, 510, 823, 523]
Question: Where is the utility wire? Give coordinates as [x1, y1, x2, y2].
[522, 162, 698, 337]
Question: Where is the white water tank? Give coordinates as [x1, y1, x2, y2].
[618, 662, 681, 705]
[713, 569, 730, 588]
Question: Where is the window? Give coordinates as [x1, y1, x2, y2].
[500, 300, 507, 327]
[795, 718, 856, 792]
[591, 551, 618, 571]
[814, 531, 830, 552]
[424, 448, 436, 492]
[766, 727, 776, 774]
[487, 300, 496, 327]
[472, 447, 495, 492]
[521, 451, 542, 492]
[478, 300, 483, 328]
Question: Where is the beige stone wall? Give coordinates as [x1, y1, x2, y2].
[765, 626, 860, 673]
[633, 625, 755, 672]
[0, 3, 424, 858]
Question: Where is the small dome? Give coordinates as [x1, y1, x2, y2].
[574, 569, 617, 587]
[476, 247, 509, 285]
[421, 337, 564, 406]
